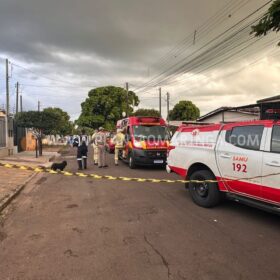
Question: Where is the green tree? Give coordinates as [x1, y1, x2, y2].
[168, 100, 200, 121]
[251, 0, 280, 45]
[15, 111, 61, 156]
[133, 108, 161, 117]
[77, 86, 139, 130]
[43, 107, 73, 136]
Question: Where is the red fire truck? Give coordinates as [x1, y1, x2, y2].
[117, 116, 170, 168]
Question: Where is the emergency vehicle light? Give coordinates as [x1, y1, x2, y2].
[138, 117, 161, 123]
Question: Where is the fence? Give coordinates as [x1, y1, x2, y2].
[0, 117, 6, 148]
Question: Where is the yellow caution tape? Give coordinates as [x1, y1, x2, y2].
[0, 162, 279, 184]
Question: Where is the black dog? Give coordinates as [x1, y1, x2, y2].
[51, 161, 67, 171]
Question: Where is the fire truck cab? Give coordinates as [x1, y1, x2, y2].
[117, 116, 170, 168]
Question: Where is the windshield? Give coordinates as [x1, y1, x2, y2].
[133, 125, 170, 140]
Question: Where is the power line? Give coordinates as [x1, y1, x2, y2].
[138, 14, 263, 90]
[146, 0, 250, 74]
[151, 0, 251, 71]
[152, 0, 254, 76]
[166, 32, 279, 88]
[172, 41, 280, 92]
[20, 84, 95, 89]
[11, 62, 98, 88]
[164, 48, 280, 110]
[135, 0, 272, 93]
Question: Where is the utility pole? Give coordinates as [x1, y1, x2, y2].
[16, 82, 19, 114]
[126, 82, 129, 117]
[159, 87, 162, 117]
[5, 59, 9, 116]
[166, 92, 170, 123]
[20, 95, 23, 112]
[38, 100, 40, 112]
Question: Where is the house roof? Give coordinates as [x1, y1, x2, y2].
[257, 95, 280, 104]
[197, 106, 258, 121]
[197, 107, 231, 121]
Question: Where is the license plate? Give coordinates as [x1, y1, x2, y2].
[154, 160, 164, 164]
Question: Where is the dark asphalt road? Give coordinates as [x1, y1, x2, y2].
[0, 147, 279, 280]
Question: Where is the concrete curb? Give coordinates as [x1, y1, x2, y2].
[0, 172, 38, 213]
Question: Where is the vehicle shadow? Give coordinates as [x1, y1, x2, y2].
[214, 199, 280, 225]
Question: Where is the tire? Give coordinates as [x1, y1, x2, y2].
[128, 153, 136, 169]
[189, 170, 223, 208]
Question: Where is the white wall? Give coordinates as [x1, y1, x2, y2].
[0, 115, 8, 157]
[200, 111, 259, 123]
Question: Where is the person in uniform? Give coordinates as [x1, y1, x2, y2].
[79, 129, 89, 146]
[91, 129, 99, 165]
[77, 141, 88, 170]
[113, 129, 125, 166]
[73, 135, 79, 147]
[93, 127, 108, 168]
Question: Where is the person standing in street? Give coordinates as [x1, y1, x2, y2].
[93, 127, 108, 168]
[91, 129, 99, 165]
[77, 141, 88, 170]
[113, 129, 125, 166]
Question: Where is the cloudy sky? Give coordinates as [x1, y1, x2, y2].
[0, 0, 279, 120]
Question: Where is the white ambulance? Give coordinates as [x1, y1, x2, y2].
[167, 119, 280, 214]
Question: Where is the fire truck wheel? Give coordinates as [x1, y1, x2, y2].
[189, 170, 222, 208]
[128, 153, 136, 169]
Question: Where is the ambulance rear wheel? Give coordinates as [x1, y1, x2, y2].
[128, 153, 136, 169]
[189, 170, 222, 208]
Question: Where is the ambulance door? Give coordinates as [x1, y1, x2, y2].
[216, 125, 265, 199]
[262, 125, 280, 205]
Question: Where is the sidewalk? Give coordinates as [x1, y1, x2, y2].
[0, 150, 60, 212]
[0, 151, 60, 168]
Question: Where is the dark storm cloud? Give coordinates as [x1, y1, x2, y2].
[0, 0, 224, 64]
[0, 0, 279, 119]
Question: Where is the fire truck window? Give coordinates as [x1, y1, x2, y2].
[133, 125, 169, 140]
[226, 125, 264, 151]
[271, 126, 280, 153]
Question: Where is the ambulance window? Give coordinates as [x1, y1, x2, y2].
[271, 126, 280, 153]
[226, 125, 264, 151]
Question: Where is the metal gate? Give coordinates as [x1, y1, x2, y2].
[14, 122, 26, 152]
